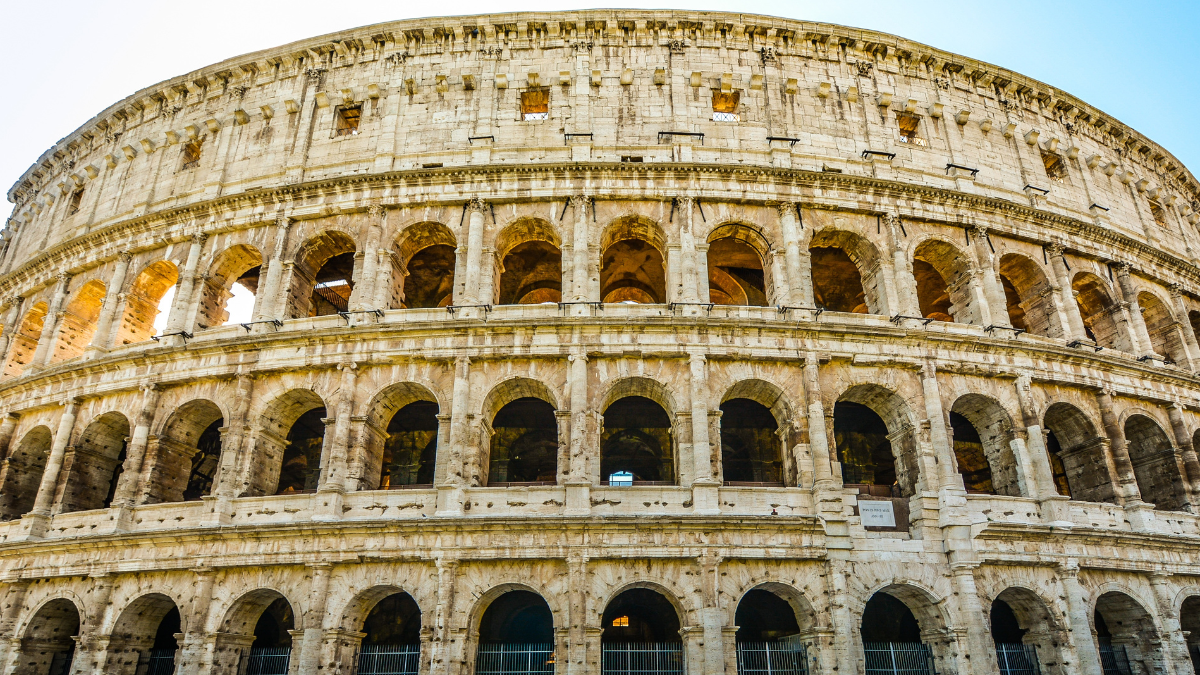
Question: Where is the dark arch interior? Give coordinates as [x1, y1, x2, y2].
[601, 396, 673, 483]
[1000, 274, 1029, 332]
[498, 240, 563, 305]
[860, 592, 920, 643]
[990, 599, 1024, 644]
[152, 606, 182, 651]
[735, 589, 800, 642]
[382, 401, 439, 488]
[834, 402, 896, 492]
[912, 259, 953, 322]
[1044, 431, 1073, 498]
[310, 251, 356, 316]
[23, 599, 80, 675]
[719, 398, 781, 484]
[602, 588, 681, 643]
[478, 591, 553, 644]
[252, 598, 295, 649]
[949, 411, 994, 494]
[707, 237, 767, 306]
[489, 397, 559, 484]
[277, 407, 327, 494]
[1124, 415, 1188, 512]
[600, 239, 666, 304]
[810, 246, 866, 314]
[362, 593, 422, 645]
[183, 418, 224, 501]
[1180, 596, 1200, 653]
[405, 244, 456, 308]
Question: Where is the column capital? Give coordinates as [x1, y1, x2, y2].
[1168, 282, 1184, 300]
[1045, 242, 1065, 257]
[776, 201, 798, 219]
[55, 272, 72, 287]
[117, 250, 134, 264]
[675, 195, 694, 210]
[367, 201, 385, 222]
[467, 196, 488, 212]
[569, 194, 592, 212]
[970, 223, 989, 237]
[191, 232, 209, 246]
[1114, 261, 1132, 275]
[567, 352, 588, 364]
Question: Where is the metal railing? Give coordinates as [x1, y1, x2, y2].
[1098, 643, 1132, 675]
[602, 642, 684, 675]
[245, 646, 291, 675]
[737, 640, 808, 675]
[475, 643, 555, 675]
[995, 643, 1039, 675]
[863, 642, 935, 675]
[146, 649, 177, 675]
[359, 643, 421, 675]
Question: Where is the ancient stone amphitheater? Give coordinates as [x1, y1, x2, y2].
[2, 9, 1199, 675]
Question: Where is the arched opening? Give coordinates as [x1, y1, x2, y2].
[287, 231, 356, 318]
[495, 219, 563, 305]
[998, 254, 1058, 337]
[1138, 292, 1186, 364]
[247, 598, 294, 675]
[393, 222, 458, 309]
[103, 594, 181, 675]
[3, 302, 48, 376]
[600, 217, 666, 304]
[197, 244, 261, 330]
[1072, 272, 1130, 351]
[1043, 403, 1114, 503]
[809, 229, 883, 315]
[707, 227, 769, 307]
[246, 389, 327, 497]
[949, 395, 1022, 497]
[487, 398, 559, 486]
[601, 396, 674, 485]
[834, 401, 896, 492]
[1189, 310, 1200, 356]
[381, 401, 439, 488]
[860, 590, 937, 675]
[1123, 414, 1189, 511]
[58, 412, 129, 514]
[476, 590, 554, 675]
[1094, 592, 1162, 675]
[357, 592, 422, 675]
[992, 588, 1064, 675]
[734, 588, 807, 675]
[50, 280, 106, 363]
[601, 588, 682, 674]
[912, 239, 971, 323]
[0, 425, 53, 520]
[719, 398, 782, 485]
[15, 599, 79, 675]
[1180, 596, 1200, 672]
[278, 407, 327, 494]
[115, 261, 179, 346]
[146, 400, 224, 504]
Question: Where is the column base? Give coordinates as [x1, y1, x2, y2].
[97, 503, 136, 534]
[1124, 500, 1156, 532]
[14, 512, 51, 540]
[691, 479, 721, 515]
[82, 345, 108, 360]
[200, 495, 233, 527]
[564, 480, 591, 516]
[435, 484, 465, 517]
[311, 488, 345, 522]
[1039, 494, 1072, 526]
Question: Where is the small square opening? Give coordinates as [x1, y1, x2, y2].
[712, 91, 740, 122]
[181, 140, 203, 170]
[336, 105, 362, 136]
[1041, 151, 1067, 182]
[521, 89, 549, 121]
[1150, 202, 1168, 228]
[68, 188, 84, 215]
[897, 114, 926, 146]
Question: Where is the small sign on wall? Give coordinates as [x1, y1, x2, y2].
[859, 500, 897, 528]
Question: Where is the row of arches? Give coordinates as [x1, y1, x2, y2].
[12, 576, 1195, 675]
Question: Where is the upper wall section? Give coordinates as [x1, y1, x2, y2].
[4, 10, 1199, 269]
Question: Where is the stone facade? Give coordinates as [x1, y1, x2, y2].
[1, 9, 1200, 675]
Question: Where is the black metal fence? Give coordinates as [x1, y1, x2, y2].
[245, 647, 292, 675]
[862, 642, 935, 675]
[359, 644, 421, 675]
[737, 640, 808, 675]
[995, 643, 1040, 675]
[1098, 643, 1132, 675]
[601, 642, 684, 675]
[146, 648, 177, 675]
[475, 643, 555, 675]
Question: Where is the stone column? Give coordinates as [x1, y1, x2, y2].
[803, 352, 835, 490]
[436, 357, 470, 516]
[203, 373, 254, 526]
[823, 558, 856, 675]
[1047, 244, 1087, 340]
[885, 214, 920, 317]
[110, 384, 161, 509]
[1169, 284, 1200, 371]
[175, 567, 216, 675]
[566, 552, 589, 675]
[0, 580, 30, 670]
[1014, 374, 1069, 522]
[350, 204, 384, 312]
[1057, 562, 1102, 675]
[949, 563, 998, 675]
[164, 234, 208, 336]
[1149, 572, 1193, 675]
[461, 198, 487, 306]
[25, 397, 81, 529]
[688, 352, 719, 513]
[920, 362, 960, 493]
[567, 351, 589, 482]
[1114, 263, 1154, 357]
[697, 553, 725, 675]
[778, 203, 808, 305]
[428, 557, 458, 675]
[969, 225, 1008, 327]
[1095, 389, 1142, 504]
[0, 296, 24, 367]
[254, 216, 292, 321]
[296, 563, 332, 675]
[677, 198, 700, 305]
[695, 243, 710, 304]
[569, 196, 592, 303]
[319, 362, 357, 491]
[0, 413, 19, 463]
[71, 573, 117, 674]
[31, 273, 71, 368]
[86, 252, 132, 356]
[1166, 403, 1200, 508]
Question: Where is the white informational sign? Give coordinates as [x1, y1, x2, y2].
[859, 500, 897, 527]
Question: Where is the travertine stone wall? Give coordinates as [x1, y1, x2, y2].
[1, 10, 1200, 675]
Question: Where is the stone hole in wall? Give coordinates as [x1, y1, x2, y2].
[601, 396, 674, 485]
[360, 593, 422, 662]
[497, 241, 562, 305]
[712, 90, 740, 122]
[735, 589, 800, 643]
[1041, 151, 1067, 183]
[860, 591, 920, 645]
[833, 402, 896, 494]
[19, 598, 80, 675]
[478, 590, 553, 645]
[336, 105, 362, 136]
[0, 425, 52, 521]
[149, 606, 181, 664]
[896, 113, 924, 146]
[952, 394, 1022, 497]
[1190, 311, 1200, 353]
[600, 217, 666, 304]
[381, 401, 439, 488]
[180, 138, 203, 169]
[1043, 402, 1114, 504]
[719, 398, 781, 485]
[311, 251, 356, 316]
[3, 301, 47, 376]
[1149, 201, 1169, 228]
[1043, 429, 1073, 499]
[155, 399, 224, 504]
[51, 279, 107, 363]
[706, 236, 767, 306]
[1123, 414, 1187, 512]
[809, 246, 866, 313]
[277, 406, 328, 494]
[602, 588, 681, 645]
[487, 397, 559, 485]
[118, 260, 179, 346]
[1071, 272, 1119, 348]
[60, 411, 130, 514]
[67, 187, 84, 215]
[520, 88, 550, 121]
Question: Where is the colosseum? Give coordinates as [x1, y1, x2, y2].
[1, 9, 1199, 675]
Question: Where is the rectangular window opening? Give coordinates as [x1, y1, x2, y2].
[621, 156, 644, 163]
[68, 188, 84, 215]
[896, 113, 926, 147]
[1041, 151, 1068, 182]
[181, 140, 203, 170]
[336, 105, 362, 136]
[1150, 201, 1168, 228]
[712, 90, 740, 122]
[521, 89, 550, 121]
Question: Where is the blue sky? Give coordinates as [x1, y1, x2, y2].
[3, 0, 1197, 202]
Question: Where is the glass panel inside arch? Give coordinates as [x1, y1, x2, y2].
[601, 397, 674, 485]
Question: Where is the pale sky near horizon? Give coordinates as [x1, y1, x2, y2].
[5, 0, 1197, 206]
